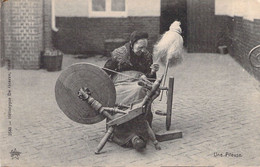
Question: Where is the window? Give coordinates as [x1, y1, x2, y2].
[89, 0, 127, 17]
[111, 0, 125, 11]
[92, 0, 106, 11]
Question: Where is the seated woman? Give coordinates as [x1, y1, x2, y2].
[104, 31, 160, 151]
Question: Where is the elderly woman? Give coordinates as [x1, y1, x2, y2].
[103, 31, 160, 151]
[104, 31, 159, 104]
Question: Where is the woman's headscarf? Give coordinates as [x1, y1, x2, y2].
[129, 31, 149, 47]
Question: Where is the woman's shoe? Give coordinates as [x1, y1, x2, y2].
[131, 136, 146, 151]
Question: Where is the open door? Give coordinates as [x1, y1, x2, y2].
[160, 0, 187, 47]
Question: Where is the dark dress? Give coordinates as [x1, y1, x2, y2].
[104, 42, 156, 146]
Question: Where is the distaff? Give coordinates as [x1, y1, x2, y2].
[152, 21, 184, 100]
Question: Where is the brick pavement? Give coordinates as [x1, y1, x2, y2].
[1, 53, 260, 166]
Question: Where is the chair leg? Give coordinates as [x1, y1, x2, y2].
[95, 126, 114, 154]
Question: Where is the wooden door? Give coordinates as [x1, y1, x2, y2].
[187, 0, 216, 52]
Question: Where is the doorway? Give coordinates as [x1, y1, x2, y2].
[160, 0, 187, 47]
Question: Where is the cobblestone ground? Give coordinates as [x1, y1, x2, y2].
[1, 53, 260, 166]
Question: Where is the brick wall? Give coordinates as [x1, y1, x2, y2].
[1, 0, 48, 69]
[2, 0, 12, 68]
[228, 17, 260, 81]
[53, 17, 160, 54]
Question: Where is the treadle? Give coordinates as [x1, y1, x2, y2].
[155, 129, 182, 142]
[155, 110, 167, 116]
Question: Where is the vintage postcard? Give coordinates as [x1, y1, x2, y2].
[1, 0, 260, 166]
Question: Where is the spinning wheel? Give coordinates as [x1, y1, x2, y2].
[55, 63, 182, 154]
[55, 63, 116, 124]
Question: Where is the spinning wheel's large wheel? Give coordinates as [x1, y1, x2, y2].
[249, 45, 260, 68]
[55, 63, 116, 124]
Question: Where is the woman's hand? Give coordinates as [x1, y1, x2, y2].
[139, 74, 149, 82]
[150, 63, 160, 73]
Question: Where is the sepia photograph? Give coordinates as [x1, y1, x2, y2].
[0, 0, 260, 166]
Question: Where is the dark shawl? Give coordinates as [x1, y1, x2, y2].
[104, 42, 156, 79]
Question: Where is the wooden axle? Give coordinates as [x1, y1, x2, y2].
[78, 88, 114, 120]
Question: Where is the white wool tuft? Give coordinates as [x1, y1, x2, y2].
[153, 21, 183, 67]
[170, 21, 182, 34]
